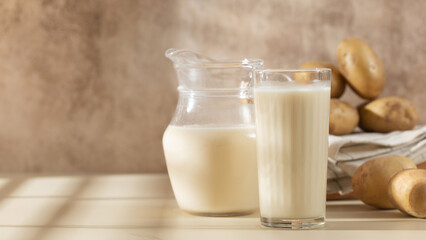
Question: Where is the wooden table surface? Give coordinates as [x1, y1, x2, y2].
[0, 174, 424, 240]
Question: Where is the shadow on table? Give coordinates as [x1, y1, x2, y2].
[324, 201, 425, 230]
[0, 175, 93, 240]
[326, 203, 408, 218]
[324, 220, 426, 230]
[0, 174, 173, 240]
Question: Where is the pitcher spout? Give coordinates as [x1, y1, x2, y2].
[165, 48, 214, 67]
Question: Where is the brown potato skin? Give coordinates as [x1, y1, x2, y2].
[418, 161, 426, 170]
[300, 61, 346, 98]
[359, 97, 418, 133]
[327, 191, 357, 200]
[388, 169, 426, 218]
[327, 162, 425, 201]
[337, 38, 385, 100]
[352, 155, 417, 209]
[329, 99, 359, 135]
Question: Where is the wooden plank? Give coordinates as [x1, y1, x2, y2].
[0, 174, 424, 240]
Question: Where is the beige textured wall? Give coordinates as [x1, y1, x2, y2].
[0, 0, 425, 173]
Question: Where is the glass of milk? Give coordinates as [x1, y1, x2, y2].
[253, 69, 331, 229]
[163, 49, 263, 216]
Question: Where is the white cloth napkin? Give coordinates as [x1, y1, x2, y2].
[327, 125, 426, 194]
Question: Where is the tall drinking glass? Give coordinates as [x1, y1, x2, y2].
[253, 69, 331, 229]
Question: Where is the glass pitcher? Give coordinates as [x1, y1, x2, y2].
[163, 48, 263, 216]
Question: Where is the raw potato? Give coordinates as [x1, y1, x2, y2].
[359, 97, 418, 133]
[337, 38, 385, 100]
[329, 99, 359, 135]
[300, 61, 346, 98]
[418, 161, 426, 170]
[352, 155, 417, 209]
[388, 169, 426, 218]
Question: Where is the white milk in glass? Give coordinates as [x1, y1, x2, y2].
[162, 125, 258, 215]
[254, 82, 330, 219]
